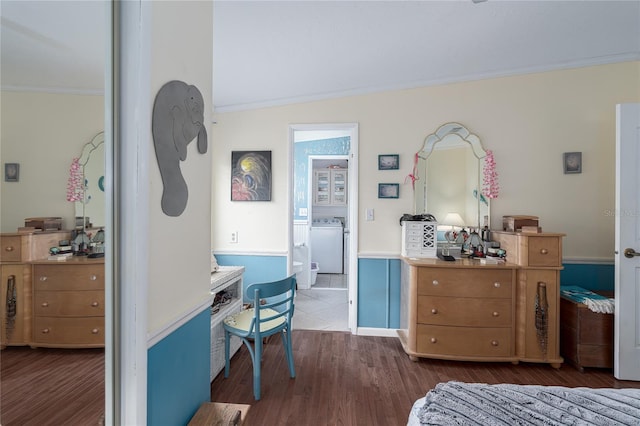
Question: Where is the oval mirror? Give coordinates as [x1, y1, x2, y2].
[75, 132, 105, 228]
[414, 123, 489, 229]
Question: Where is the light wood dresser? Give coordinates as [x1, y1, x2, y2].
[400, 231, 565, 368]
[30, 257, 105, 348]
[399, 258, 518, 362]
[0, 263, 32, 348]
[1, 230, 71, 349]
[492, 231, 565, 368]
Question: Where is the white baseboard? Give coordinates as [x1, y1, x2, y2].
[356, 327, 399, 337]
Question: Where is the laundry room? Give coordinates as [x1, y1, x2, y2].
[310, 158, 348, 289]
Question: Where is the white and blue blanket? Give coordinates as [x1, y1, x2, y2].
[408, 381, 640, 425]
[560, 286, 615, 314]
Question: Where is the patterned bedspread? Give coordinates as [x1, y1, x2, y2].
[408, 381, 640, 425]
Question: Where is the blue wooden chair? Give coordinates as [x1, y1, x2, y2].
[222, 275, 297, 400]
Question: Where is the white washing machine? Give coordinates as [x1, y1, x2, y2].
[310, 218, 344, 274]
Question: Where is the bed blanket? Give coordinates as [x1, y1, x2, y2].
[408, 381, 640, 425]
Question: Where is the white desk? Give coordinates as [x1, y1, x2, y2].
[210, 265, 244, 381]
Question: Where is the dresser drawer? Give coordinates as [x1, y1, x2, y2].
[417, 268, 513, 298]
[0, 235, 22, 262]
[33, 317, 104, 346]
[417, 296, 512, 327]
[34, 290, 104, 316]
[33, 264, 104, 291]
[527, 236, 562, 267]
[417, 325, 512, 357]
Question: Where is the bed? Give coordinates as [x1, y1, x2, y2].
[408, 381, 640, 425]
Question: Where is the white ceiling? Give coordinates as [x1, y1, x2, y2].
[2, 1, 639, 113]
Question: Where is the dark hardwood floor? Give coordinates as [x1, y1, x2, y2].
[0, 347, 104, 426]
[2, 331, 639, 426]
[211, 330, 640, 426]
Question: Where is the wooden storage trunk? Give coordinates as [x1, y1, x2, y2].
[560, 295, 613, 372]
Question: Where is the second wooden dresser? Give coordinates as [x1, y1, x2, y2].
[31, 257, 105, 348]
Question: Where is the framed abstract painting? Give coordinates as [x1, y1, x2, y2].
[231, 151, 272, 201]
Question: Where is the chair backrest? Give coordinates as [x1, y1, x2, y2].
[246, 275, 296, 338]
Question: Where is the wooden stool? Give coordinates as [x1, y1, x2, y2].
[188, 402, 250, 426]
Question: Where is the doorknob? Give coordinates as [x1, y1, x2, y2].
[623, 248, 640, 258]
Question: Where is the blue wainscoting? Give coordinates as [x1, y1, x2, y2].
[560, 262, 614, 292]
[215, 254, 287, 301]
[147, 309, 211, 426]
[357, 258, 401, 328]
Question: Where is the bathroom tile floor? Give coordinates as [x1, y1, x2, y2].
[293, 274, 348, 331]
[313, 273, 347, 289]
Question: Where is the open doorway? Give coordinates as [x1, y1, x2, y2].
[288, 124, 358, 332]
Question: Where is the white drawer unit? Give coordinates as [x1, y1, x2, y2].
[402, 221, 438, 258]
[210, 266, 245, 381]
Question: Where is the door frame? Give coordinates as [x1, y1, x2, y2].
[288, 123, 359, 333]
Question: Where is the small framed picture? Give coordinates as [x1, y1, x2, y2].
[4, 163, 19, 182]
[378, 154, 399, 170]
[378, 183, 399, 199]
[563, 152, 582, 174]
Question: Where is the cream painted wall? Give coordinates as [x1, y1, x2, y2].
[211, 62, 640, 261]
[0, 92, 103, 233]
[146, 1, 213, 335]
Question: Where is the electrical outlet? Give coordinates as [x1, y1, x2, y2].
[230, 231, 238, 243]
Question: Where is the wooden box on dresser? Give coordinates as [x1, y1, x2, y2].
[399, 258, 518, 362]
[31, 257, 105, 348]
[492, 230, 565, 368]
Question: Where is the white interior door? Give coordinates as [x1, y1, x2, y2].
[614, 103, 640, 380]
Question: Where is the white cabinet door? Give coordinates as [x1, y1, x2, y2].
[313, 169, 347, 206]
[313, 170, 331, 205]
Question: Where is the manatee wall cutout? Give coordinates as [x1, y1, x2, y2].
[152, 80, 208, 216]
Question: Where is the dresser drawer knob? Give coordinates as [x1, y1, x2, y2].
[90, 275, 97, 281]
[491, 340, 499, 346]
[431, 308, 438, 314]
[39, 276, 48, 282]
[91, 302, 99, 307]
[492, 311, 499, 317]
[5, 246, 14, 252]
[91, 328, 100, 334]
[432, 280, 439, 286]
[430, 337, 437, 343]
[41, 328, 50, 334]
[41, 302, 49, 308]
[540, 248, 548, 255]
[493, 282, 500, 288]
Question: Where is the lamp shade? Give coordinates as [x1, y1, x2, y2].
[442, 212, 465, 227]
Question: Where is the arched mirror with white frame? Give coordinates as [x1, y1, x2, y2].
[414, 123, 491, 231]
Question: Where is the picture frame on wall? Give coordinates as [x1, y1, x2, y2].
[378, 154, 399, 170]
[378, 183, 399, 199]
[563, 152, 582, 174]
[4, 163, 19, 182]
[231, 150, 272, 201]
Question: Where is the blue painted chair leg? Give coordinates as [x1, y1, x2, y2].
[224, 329, 231, 378]
[284, 330, 295, 378]
[254, 338, 263, 400]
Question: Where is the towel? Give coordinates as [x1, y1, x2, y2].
[560, 285, 615, 314]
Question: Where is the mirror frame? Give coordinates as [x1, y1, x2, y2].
[75, 131, 105, 228]
[416, 122, 489, 229]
